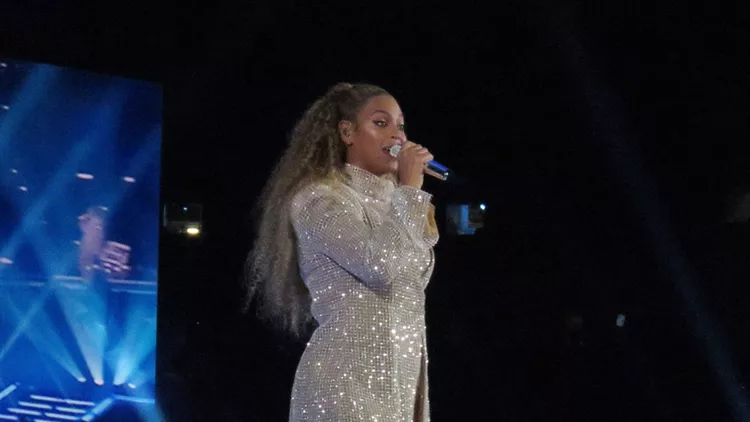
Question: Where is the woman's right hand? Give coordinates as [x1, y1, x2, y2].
[398, 141, 434, 189]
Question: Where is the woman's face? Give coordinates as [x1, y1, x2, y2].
[341, 94, 406, 177]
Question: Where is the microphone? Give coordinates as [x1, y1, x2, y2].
[389, 144, 450, 181]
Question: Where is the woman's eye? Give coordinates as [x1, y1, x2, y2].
[398, 124, 406, 131]
[374, 120, 387, 127]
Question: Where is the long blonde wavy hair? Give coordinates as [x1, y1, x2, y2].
[245, 82, 390, 339]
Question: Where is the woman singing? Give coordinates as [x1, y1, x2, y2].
[246, 82, 439, 421]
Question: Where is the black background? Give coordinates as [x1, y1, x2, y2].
[1, 0, 748, 420]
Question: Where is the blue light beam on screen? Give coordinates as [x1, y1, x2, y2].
[81, 397, 113, 421]
[0, 85, 128, 276]
[0, 289, 84, 380]
[54, 286, 107, 384]
[1, 83, 129, 384]
[98, 124, 161, 213]
[112, 302, 156, 386]
[0, 65, 60, 156]
[113, 395, 163, 422]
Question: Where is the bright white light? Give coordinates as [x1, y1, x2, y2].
[0, 385, 17, 401]
[0, 257, 12, 265]
[64, 399, 95, 407]
[44, 412, 80, 421]
[30, 395, 65, 403]
[18, 186, 28, 192]
[30, 396, 94, 407]
[8, 408, 41, 416]
[186, 227, 200, 236]
[77, 377, 86, 383]
[10, 168, 17, 174]
[94, 379, 104, 386]
[0, 105, 8, 111]
[480, 203, 486, 211]
[76, 173, 94, 180]
[123, 176, 136, 183]
[128, 383, 136, 389]
[56, 406, 87, 414]
[0, 62, 6, 67]
[112, 395, 155, 404]
[56, 292, 105, 388]
[18, 401, 52, 410]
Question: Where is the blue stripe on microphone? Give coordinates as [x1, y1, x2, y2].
[427, 161, 448, 172]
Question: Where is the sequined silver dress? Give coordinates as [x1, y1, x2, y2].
[289, 164, 439, 421]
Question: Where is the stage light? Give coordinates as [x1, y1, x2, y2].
[82, 397, 114, 421]
[1, 105, 8, 111]
[0, 385, 17, 400]
[8, 408, 41, 416]
[44, 412, 80, 421]
[616, 313, 627, 327]
[0, 257, 12, 265]
[165, 203, 204, 236]
[113, 305, 158, 386]
[18, 186, 28, 192]
[8, 407, 42, 416]
[54, 292, 105, 387]
[77, 377, 86, 383]
[94, 379, 104, 386]
[76, 173, 94, 180]
[0, 62, 6, 67]
[30, 396, 94, 407]
[446, 203, 486, 235]
[128, 383, 136, 389]
[123, 176, 136, 183]
[18, 401, 52, 410]
[113, 395, 155, 405]
[56, 407, 87, 414]
[10, 168, 18, 174]
[1, 293, 86, 382]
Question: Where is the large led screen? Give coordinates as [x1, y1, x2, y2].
[0, 58, 161, 421]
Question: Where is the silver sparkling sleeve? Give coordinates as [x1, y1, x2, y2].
[290, 183, 437, 291]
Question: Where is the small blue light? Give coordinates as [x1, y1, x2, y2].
[480, 204, 486, 211]
[183, 207, 188, 211]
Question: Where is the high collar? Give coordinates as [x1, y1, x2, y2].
[343, 164, 396, 201]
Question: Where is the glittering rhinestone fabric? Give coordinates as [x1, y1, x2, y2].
[288, 164, 439, 421]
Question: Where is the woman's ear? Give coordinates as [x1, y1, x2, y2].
[338, 120, 354, 146]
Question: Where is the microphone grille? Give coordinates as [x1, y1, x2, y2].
[389, 144, 401, 158]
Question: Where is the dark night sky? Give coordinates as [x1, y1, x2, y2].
[1, 0, 747, 420]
